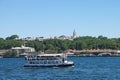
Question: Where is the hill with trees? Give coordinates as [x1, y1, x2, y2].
[0, 35, 120, 52]
[0, 35, 120, 53]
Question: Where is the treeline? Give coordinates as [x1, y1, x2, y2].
[0, 35, 120, 53]
[0, 35, 24, 49]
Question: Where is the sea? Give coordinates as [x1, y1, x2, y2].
[0, 57, 120, 80]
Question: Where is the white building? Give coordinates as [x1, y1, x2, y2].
[22, 37, 35, 41]
[35, 37, 44, 41]
[11, 45, 35, 55]
[58, 30, 77, 40]
[58, 35, 69, 40]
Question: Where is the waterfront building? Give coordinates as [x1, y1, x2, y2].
[0, 50, 9, 57]
[11, 45, 35, 56]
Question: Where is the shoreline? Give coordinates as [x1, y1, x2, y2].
[2, 55, 120, 58]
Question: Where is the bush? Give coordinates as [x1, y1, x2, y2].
[3, 51, 18, 58]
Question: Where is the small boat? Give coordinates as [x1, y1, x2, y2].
[98, 52, 111, 57]
[24, 53, 74, 67]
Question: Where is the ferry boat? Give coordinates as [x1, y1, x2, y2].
[24, 53, 74, 67]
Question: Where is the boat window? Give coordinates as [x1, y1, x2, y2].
[47, 61, 49, 64]
[56, 61, 58, 64]
[52, 61, 54, 64]
[59, 61, 62, 63]
[44, 61, 47, 64]
[41, 61, 43, 64]
[29, 62, 35, 64]
[36, 62, 39, 64]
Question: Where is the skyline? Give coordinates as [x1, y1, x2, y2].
[0, 0, 120, 38]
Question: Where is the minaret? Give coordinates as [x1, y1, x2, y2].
[73, 29, 77, 39]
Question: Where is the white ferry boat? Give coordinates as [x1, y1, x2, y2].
[24, 53, 74, 67]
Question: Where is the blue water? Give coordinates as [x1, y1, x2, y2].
[0, 57, 120, 80]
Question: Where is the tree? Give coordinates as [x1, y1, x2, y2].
[98, 35, 107, 40]
[6, 35, 19, 40]
[3, 51, 18, 58]
[0, 38, 4, 49]
[4, 40, 23, 49]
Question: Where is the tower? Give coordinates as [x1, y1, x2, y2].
[73, 29, 77, 39]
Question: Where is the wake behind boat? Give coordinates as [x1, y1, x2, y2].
[24, 53, 74, 67]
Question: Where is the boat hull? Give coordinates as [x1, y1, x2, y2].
[24, 63, 74, 67]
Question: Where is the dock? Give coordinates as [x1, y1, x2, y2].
[71, 49, 120, 57]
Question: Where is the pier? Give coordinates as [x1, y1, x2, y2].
[75, 49, 118, 53]
[73, 49, 120, 57]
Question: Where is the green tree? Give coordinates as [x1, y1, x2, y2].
[6, 35, 19, 40]
[3, 51, 18, 58]
[0, 38, 4, 49]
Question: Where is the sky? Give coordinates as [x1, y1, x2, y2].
[0, 0, 120, 39]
